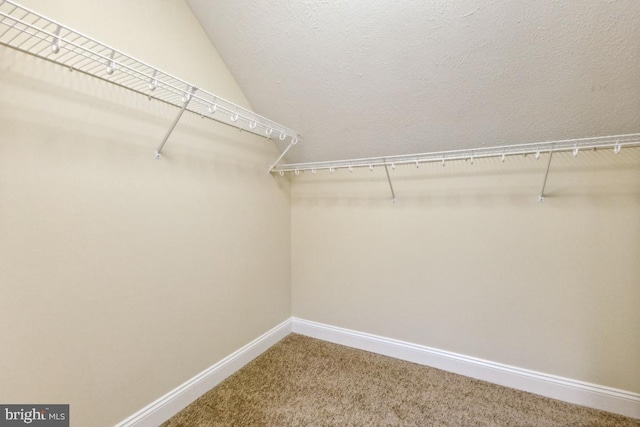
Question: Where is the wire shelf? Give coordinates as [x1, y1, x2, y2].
[273, 133, 640, 174]
[0, 0, 302, 148]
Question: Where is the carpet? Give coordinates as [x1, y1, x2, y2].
[162, 334, 639, 426]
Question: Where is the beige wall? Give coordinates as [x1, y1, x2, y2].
[2, 1, 639, 424]
[0, 1, 291, 426]
[292, 149, 640, 394]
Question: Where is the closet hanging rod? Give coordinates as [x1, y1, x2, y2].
[271, 133, 640, 174]
[0, 0, 302, 153]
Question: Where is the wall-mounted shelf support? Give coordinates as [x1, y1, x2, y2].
[0, 0, 302, 160]
[155, 86, 195, 159]
[268, 138, 298, 174]
[538, 151, 554, 203]
[383, 163, 397, 203]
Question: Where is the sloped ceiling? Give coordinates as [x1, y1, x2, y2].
[186, 0, 639, 164]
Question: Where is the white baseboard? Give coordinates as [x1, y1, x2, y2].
[114, 318, 292, 427]
[291, 317, 640, 419]
[114, 316, 639, 425]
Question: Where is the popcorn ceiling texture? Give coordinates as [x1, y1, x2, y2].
[187, 0, 640, 163]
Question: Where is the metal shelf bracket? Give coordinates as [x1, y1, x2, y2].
[155, 86, 195, 159]
[268, 137, 298, 174]
[538, 151, 554, 203]
[383, 163, 397, 203]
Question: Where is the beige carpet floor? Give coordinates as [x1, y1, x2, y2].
[162, 334, 640, 426]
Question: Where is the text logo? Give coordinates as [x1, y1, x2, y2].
[0, 405, 68, 427]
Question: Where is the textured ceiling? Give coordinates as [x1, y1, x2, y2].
[186, 0, 640, 164]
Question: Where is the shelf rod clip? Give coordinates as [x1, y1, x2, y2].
[51, 25, 61, 53]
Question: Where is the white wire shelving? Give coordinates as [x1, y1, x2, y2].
[274, 133, 640, 174]
[273, 133, 640, 203]
[0, 0, 302, 159]
[1, 1, 637, 193]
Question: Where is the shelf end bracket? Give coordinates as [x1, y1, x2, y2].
[268, 138, 298, 174]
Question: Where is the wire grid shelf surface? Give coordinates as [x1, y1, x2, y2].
[0, 0, 301, 143]
[273, 133, 640, 173]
